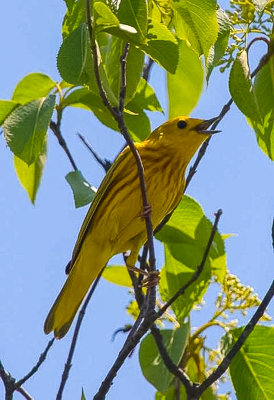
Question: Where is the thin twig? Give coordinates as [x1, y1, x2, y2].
[50, 120, 78, 171]
[0, 339, 54, 400]
[15, 339, 55, 388]
[197, 279, 274, 396]
[77, 133, 112, 172]
[150, 325, 192, 390]
[56, 268, 104, 400]
[16, 386, 33, 400]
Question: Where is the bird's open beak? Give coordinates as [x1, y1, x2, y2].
[195, 117, 221, 134]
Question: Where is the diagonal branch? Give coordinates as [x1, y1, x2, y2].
[50, 120, 78, 171]
[155, 209, 223, 320]
[77, 133, 112, 172]
[0, 338, 54, 400]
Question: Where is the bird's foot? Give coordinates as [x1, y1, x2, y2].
[139, 204, 152, 219]
[141, 270, 160, 287]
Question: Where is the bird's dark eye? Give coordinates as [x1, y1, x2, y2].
[177, 120, 187, 129]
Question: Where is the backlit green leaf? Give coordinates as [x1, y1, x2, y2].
[207, 8, 230, 81]
[167, 40, 203, 118]
[102, 265, 132, 287]
[127, 78, 163, 112]
[139, 325, 189, 393]
[62, 0, 87, 38]
[66, 170, 96, 208]
[222, 326, 274, 400]
[229, 50, 261, 122]
[172, 0, 218, 59]
[141, 19, 178, 73]
[157, 196, 226, 323]
[3, 95, 55, 165]
[118, 0, 148, 42]
[14, 141, 46, 203]
[0, 100, 19, 126]
[12, 73, 56, 104]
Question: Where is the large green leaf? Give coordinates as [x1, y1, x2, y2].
[207, 8, 230, 81]
[156, 196, 226, 323]
[12, 73, 56, 104]
[62, 0, 87, 39]
[127, 78, 163, 112]
[167, 39, 203, 118]
[14, 141, 46, 204]
[118, 0, 148, 43]
[63, 87, 150, 141]
[172, 0, 218, 59]
[139, 325, 189, 393]
[103, 36, 144, 104]
[0, 100, 19, 126]
[230, 51, 274, 160]
[102, 265, 132, 287]
[222, 326, 274, 400]
[141, 19, 179, 73]
[3, 95, 55, 165]
[94, 1, 120, 32]
[66, 170, 96, 207]
[229, 50, 261, 122]
[57, 23, 93, 86]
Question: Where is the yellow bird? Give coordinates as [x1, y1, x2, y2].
[44, 116, 219, 338]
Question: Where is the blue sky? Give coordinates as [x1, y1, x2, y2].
[0, 1, 273, 399]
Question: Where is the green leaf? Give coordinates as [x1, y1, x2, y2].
[12, 73, 56, 104]
[141, 19, 179, 73]
[222, 326, 274, 400]
[229, 50, 262, 122]
[124, 110, 150, 141]
[139, 325, 189, 393]
[118, 0, 148, 43]
[230, 51, 274, 160]
[66, 170, 96, 207]
[248, 57, 274, 160]
[3, 95, 55, 165]
[127, 78, 163, 112]
[207, 8, 230, 81]
[103, 36, 145, 104]
[156, 195, 226, 280]
[63, 87, 150, 141]
[156, 196, 226, 323]
[94, 2, 120, 32]
[0, 100, 19, 126]
[167, 40, 203, 118]
[172, 0, 218, 59]
[57, 23, 93, 86]
[102, 265, 132, 287]
[62, 0, 87, 38]
[14, 142, 46, 204]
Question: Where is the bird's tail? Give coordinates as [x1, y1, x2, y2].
[44, 248, 108, 338]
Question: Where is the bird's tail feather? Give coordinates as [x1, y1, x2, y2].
[44, 248, 107, 338]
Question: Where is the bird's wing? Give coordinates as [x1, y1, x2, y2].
[70, 146, 132, 264]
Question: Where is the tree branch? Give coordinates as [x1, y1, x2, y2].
[77, 133, 112, 172]
[50, 120, 78, 171]
[0, 338, 54, 400]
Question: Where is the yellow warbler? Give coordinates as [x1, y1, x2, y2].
[44, 116, 218, 338]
